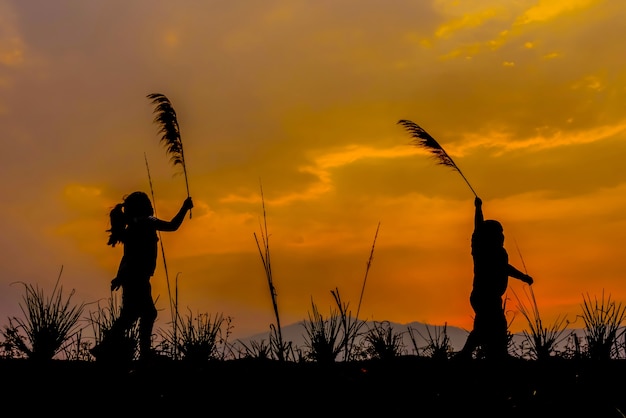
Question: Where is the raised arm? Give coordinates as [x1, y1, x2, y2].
[154, 197, 194, 232]
[474, 196, 484, 230]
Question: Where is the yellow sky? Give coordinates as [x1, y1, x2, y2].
[1, 0, 626, 341]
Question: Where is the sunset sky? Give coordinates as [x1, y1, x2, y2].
[1, 0, 626, 343]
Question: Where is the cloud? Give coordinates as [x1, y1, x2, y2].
[517, 0, 598, 25]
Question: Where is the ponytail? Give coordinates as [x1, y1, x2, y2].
[107, 203, 126, 247]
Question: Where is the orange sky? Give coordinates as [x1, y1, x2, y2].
[1, 0, 626, 342]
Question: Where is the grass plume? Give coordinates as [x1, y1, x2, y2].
[398, 119, 477, 197]
[147, 92, 191, 217]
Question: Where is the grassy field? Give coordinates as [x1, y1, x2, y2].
[3, 262, 626, 416]
[1, 356, 625, 417]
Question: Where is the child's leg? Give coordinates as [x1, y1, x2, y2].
[139, 303, 158, 357]
[136, 279, 158, 358]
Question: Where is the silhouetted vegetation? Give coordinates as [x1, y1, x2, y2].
[407, 322, 453, 360]
[2, 268, 626, 416]
[580, 290, 626, 360]
[512, 286, 571, 360]
[157, 309, 233, 362]
[4, 267, 626, 365]
[1, 266, 84, 361]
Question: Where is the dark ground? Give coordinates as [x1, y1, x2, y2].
[1, 356, 625, 417]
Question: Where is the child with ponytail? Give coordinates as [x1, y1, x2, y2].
[91, 191, 193, 361]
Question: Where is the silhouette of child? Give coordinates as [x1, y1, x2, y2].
[91, 191, 193, 361]
[457, 196, 533, 360]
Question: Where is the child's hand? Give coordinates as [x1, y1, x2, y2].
[183, 197, 194, 211]
[522, 274, 533, 285]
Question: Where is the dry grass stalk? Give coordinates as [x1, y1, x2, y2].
[254, 182, 287, 361]
[144, 153, 180, 359]
[331, 288, 366, 361]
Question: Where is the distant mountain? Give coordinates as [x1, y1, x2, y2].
[236, 320, 471, 354]
[236, 319, 585, 356]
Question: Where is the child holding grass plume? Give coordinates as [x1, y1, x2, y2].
[456, 196, 533, 360]
[91, 191, 193, 361]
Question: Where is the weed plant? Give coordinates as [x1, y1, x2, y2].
[512, 286, 570, 360]
[363, 320, 405, 360]
[158, 310, 232, 362]
[237, 338, 272, 359]
[0, 267, 85, 361]
[579, 290, 626, 360]
[87, 294, 138, 361]
[302, 299, 343, 363]
[407, 323, 452, 360]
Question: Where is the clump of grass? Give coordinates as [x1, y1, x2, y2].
[87, 294, 137, 361]
[302, 288, 368, 363]
[88, 295, 120, 347]
[0, 329, 24, 359]
[237, 338, 272, 359]
[407, 323, 452, 360]
[158, 310, 233, 362]
[579, 290, 626, 360]
[512, 286, 570, 360]
[1, 266, 86, 361]
[302, 298, 343, 363]
[236, 336, 300, 361]
[364, 320, 405, 360]
[558, 330, 586, 360]
[307, 223, 379, 362]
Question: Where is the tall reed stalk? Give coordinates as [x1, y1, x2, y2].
[342, 222, 380, 359]
[356, 221, 380, 320]
[254, 182, 286, 361]
[145, 153, 179, 360]
[331, 287, 365, 361]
